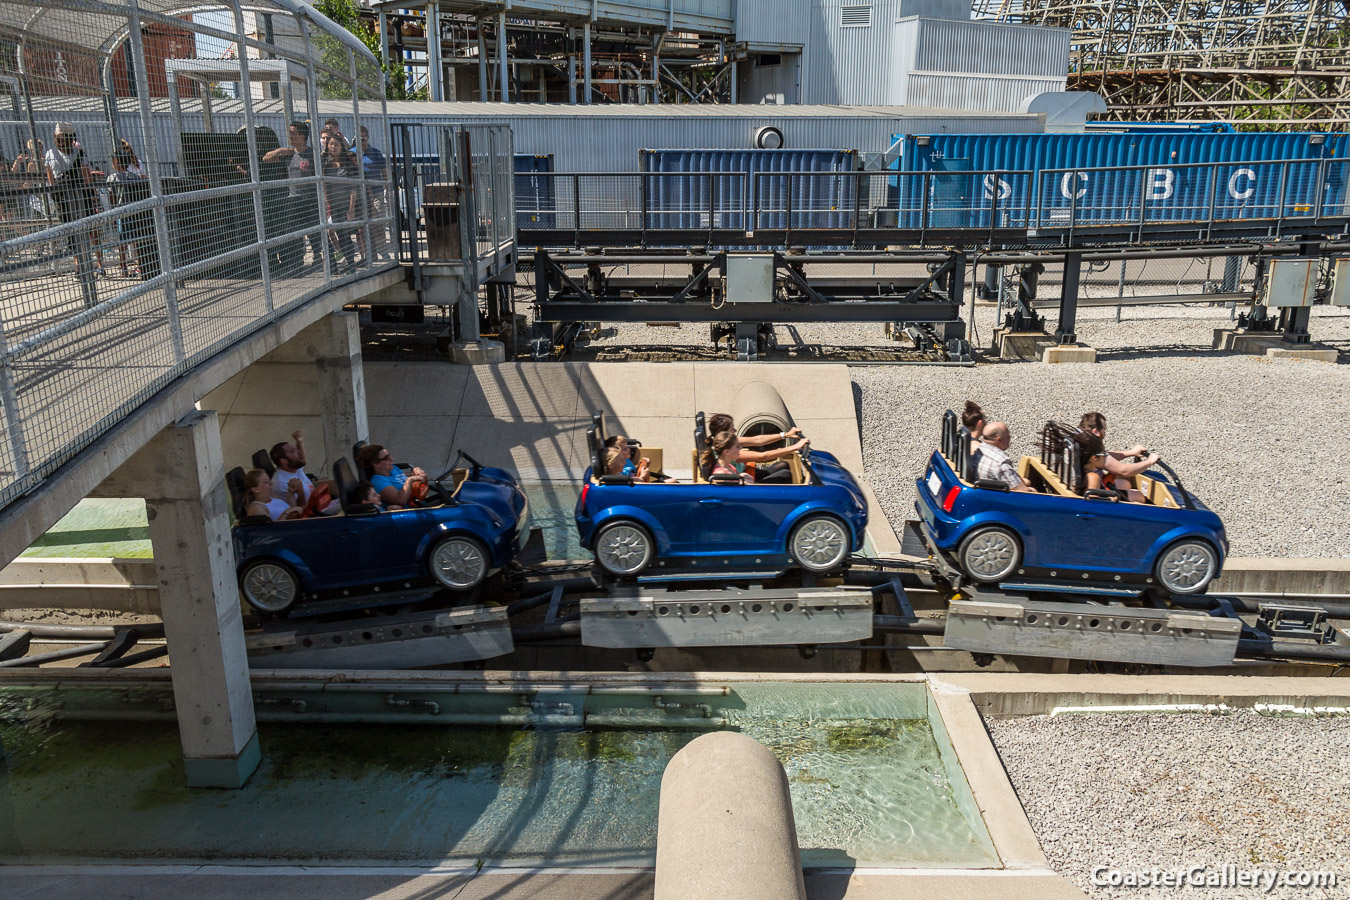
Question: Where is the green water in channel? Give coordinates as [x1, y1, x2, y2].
[0, 683, 997, 868]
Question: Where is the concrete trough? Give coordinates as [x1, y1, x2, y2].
[944, 598, 1241, 667]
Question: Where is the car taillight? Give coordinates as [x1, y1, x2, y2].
[942, 485, 961, 512]
[580, 483, 590, 507]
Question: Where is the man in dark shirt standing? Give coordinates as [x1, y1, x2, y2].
[359, 126, 388, 260]
[262, 120, 321, 275]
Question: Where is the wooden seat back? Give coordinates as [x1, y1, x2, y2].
[1018, 456, 1077, 498]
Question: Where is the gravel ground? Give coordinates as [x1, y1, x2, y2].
[852, 306, 1350, 558]
[985, 711, 1350, 900]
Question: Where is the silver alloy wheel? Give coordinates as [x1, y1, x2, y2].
[240, 561, 299, 614]
[1154, 540, 1217, 594]
[429, 536, 488, 590]
[595, 521, 654, 577]
[790, 516, 849, 572]
[959, 527, 1021, 583]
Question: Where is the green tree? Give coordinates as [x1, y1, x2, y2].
[313, 0, 423, 100]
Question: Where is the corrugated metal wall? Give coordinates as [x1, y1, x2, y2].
[385, 105, 1041, 173]
[896, 131, 1350, 226]
[891, 19, 1068, 111]
[641, 148, 856, 228]
[902, 74, 1065, 113]
[735, 0, 812, 46]
[83, 101, 1036, 177]
[799, 4, 1069, 108]
[909, 19, 1069, 78]
[802, 0, 906, 105]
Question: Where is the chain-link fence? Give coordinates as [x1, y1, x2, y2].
[0, 0, 394, 510]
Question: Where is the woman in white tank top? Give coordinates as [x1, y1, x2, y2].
[242, 469, 303, 521]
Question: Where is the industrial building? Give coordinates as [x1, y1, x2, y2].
[368, 0, 1070, 114]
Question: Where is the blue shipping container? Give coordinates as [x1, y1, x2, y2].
[641, 149, 857, 231]
[892, 132, 1349, 229]
[514, 153, 555, 229]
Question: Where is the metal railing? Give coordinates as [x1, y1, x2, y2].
[0, 166, 396, 511]
[389, 124, 515, 285]
[514, 157, 1350, 246]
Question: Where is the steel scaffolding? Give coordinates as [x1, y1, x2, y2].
[971, 0, 1350, 129]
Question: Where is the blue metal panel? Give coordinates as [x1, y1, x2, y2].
[641, 149, 856, 230]
[892, 132, 1349, 229]
[514, 153, 555, 229]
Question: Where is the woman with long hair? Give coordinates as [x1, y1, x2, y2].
[1073, 432, 1109, 495]
[702, 413, 808, 481]
[962, 400, 986, 455]
[699, 431, 754, 484]
[321, 130, 361, 272]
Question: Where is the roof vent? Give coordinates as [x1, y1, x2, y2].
[754, 126, 784, 150]
[840, 5, 872, 27]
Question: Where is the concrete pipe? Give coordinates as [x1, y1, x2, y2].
[654, 731, 806, 900]
[730, 381, 793, 444]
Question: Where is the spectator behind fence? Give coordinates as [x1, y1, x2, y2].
[359, 126, 387, 260]
[105, 150, 144, 276]
[321, 130, 361, 272]
[44, 122, 99, 306]
[262, 120, 321, 275]
[118, 138, 144, 176]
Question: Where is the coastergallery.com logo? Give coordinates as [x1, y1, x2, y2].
[1091, 866, 1338, 892]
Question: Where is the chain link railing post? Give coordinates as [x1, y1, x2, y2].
[297, 13, 332, 284]
[0, 315, 31, 490]
[231, 0, 274, 313]
[350, 51, 372, 270]
[127, 0, 186, 366]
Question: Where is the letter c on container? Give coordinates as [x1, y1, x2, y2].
[1060, 171, 1087, 200]
[1091, 868, 1110, 886]
[1228, 168, 1256, 200]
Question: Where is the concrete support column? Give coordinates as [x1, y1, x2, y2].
[96, 410, 259, 789]
[261, 311, 368, 471]
[316, 311, 369, 464]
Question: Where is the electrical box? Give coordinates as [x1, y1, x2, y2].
[1331, 259, 1350, 307]
[725, 254, 775, 303]
[1263, 258, 1316, 308]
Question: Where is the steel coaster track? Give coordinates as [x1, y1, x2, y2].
[3, 553, 1349, 671]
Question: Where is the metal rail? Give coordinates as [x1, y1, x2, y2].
[513, 158, 1350, 250]
[3, 553, 1349, 670]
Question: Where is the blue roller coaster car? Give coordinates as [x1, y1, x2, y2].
[230, 452, 529, 616]
[575, 412, 868, 578]
[914, 412, 1227, 595]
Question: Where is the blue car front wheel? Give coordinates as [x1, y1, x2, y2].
[428, 535, 489, 590]
[790, 515, 850, 573]
[958, 526, 1021, 584]
[239, 559, 300, 616]
[594, 520, 655, 578]
[1153, 540, 1218, 595]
